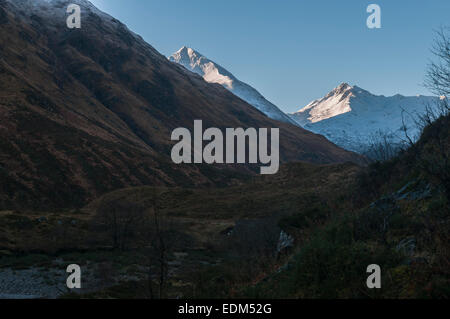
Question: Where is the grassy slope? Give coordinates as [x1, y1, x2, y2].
[240, 114, 450, 299]
[0, 162, 360, 297]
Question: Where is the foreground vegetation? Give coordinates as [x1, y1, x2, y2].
[0, 117, 448, 298]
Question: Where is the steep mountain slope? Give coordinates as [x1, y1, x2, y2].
[0, 0, 364, 209]
[290, 83, 440, 153]
[169, 47, 297, 125]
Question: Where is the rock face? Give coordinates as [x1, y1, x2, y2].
[0, 0, 364, 209]
[276, 231, 294, 254]
[290, 83, 441, 154]
[169, 47, 298, 125]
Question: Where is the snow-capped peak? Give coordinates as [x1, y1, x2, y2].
[170, 46, 236, 90]
[169, 47, 298, 125]
[333, 82, 352, 94]
[294, 82, 356, 125]
[289, 83, 441, 154]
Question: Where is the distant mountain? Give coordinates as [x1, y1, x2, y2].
[0, 0, 364, 209]
[169, 47, 297, 125]
[290, 83, 441, 153]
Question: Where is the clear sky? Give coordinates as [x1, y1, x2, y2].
[89, 0, 449, 113]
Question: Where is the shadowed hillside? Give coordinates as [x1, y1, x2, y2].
[0, 0, 364, 210]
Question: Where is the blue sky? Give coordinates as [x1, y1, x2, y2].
[90, 0, 449, 113]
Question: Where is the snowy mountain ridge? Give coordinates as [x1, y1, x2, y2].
[290, 83, 441, 154]
[169, 47, 297, 125]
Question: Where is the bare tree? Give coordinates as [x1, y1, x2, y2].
[399, 108, 417, 149]
[413, 99, 450, 133]
[145, 190, 177, 299]
[364, 130, 401, 161]
[411, 27, 450, 138]
[425, 27, 450, 96]
[417, 27, 450, 196]
[95, 199, 147, 250]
